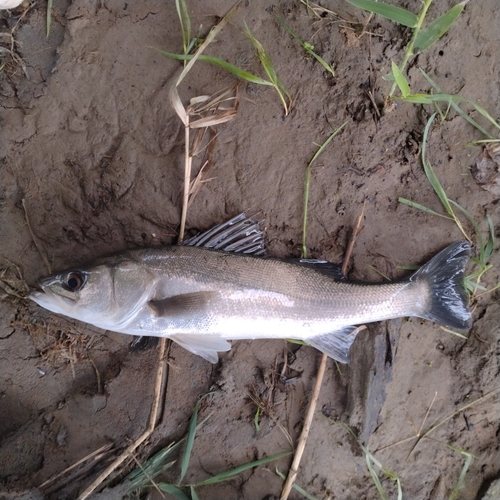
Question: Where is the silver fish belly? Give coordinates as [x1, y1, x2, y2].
[30, 214, 471, 364]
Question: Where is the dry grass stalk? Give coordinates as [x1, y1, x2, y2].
[280, 206, 366, 500]
[169, 1, 242, 242]
[39, 443, 114, 489]
[279, 353, 327, 500]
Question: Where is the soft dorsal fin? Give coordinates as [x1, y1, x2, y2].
[294, 259, 346, 281]
[182, 213, 265, 256]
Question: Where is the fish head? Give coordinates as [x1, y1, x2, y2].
[30, 256, 155, 330]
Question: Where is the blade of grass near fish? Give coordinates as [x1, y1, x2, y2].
[344, 0, 417, 27]
[422, 113, 470, 241]
[448, 447, 474, 500]
[180, 393, 213, 483]
[158, 484, 190, 500]
[391, 61, 410, 97]
[420, 69, 498, 138]
[244, 23, 291, 115]
[413, 2, 467, 53]
[274, 13, 334, 76]
[175, 0, 191, 54]
[193, 451, 291, 486]
[152, 50, 273, 87]
[302, 122, 348, 258]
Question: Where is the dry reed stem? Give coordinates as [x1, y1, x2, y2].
[280, 207, 366, 500]
[169, 1, 241, 242]
[279, 353, 327, 500]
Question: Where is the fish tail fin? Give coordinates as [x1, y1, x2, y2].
[412, 241, 472, 330]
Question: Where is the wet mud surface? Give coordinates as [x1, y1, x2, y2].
[1, 1, 499, 499]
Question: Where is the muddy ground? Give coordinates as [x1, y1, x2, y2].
[1, 1, 499, 499]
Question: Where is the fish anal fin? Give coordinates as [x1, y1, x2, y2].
[170, 334, 231, 363]
[149, 291, 218, 317]
[307, 326, 361, 364]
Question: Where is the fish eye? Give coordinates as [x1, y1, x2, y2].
[65, 271, 86, 292]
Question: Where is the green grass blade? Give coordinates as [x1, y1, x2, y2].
[401, 94, 433, 104]
[276, 469, 320, 500]
[421, 113, 470, 240]
[367, 265, 391, 281]
[398, 198, 451, 219]
[302, 122, 348, 258]
[365, 450, 388, 500]
[391, 61, 410, 97]
[448, 200, 484, 258]
[127, 440, 184, 491]
[158, 483, 190, 500]
[485, 214, 495, 260]
[419, 70, 499, 134]
[175, 0, 191, 54]
[440, 326, 468, 339]
[275, 14, 335, 76]
[345, 0, 417, 27]
[448, 448, 474, 500]
[308, 122, 348, 167]
[414, 2, 467, 53]
[180, 394, 212, 483]
[190, 485, 200, 500]
[46, 0, 53, 37]
[244, 23, 291, 114]
[194, 451, 291, 486]
[150, 48, 273, 86]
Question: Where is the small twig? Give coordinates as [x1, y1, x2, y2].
[22, 198, 51, 274]
[78, 339, 169, 499]
[87, 355, 102, 395]
[406, 391, 438, 458]
[376, 386, 500, 453]
[342, 202, 365, 276]
[280, 353, 327, 500]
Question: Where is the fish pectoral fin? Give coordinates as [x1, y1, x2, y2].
[170, 334, 232, 364]
[307, 326, 361, 364]
[149, 291, 219, 317]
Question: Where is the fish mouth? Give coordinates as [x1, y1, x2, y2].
[29, 286, 77, 315]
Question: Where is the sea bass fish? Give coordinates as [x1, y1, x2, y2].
[30, 214, 472, 364]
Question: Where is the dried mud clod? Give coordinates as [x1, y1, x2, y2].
[472, 143, 500, 197]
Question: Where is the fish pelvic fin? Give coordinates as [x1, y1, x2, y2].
[412, 241, 472, 330]
[307, 326, 361, 364]
[170, 334, 232, 363]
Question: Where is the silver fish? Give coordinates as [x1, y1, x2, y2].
[30, 214, 472, 364]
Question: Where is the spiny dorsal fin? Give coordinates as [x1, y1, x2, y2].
[294, 259, 346, 281]
[182, 213, 265, 255]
